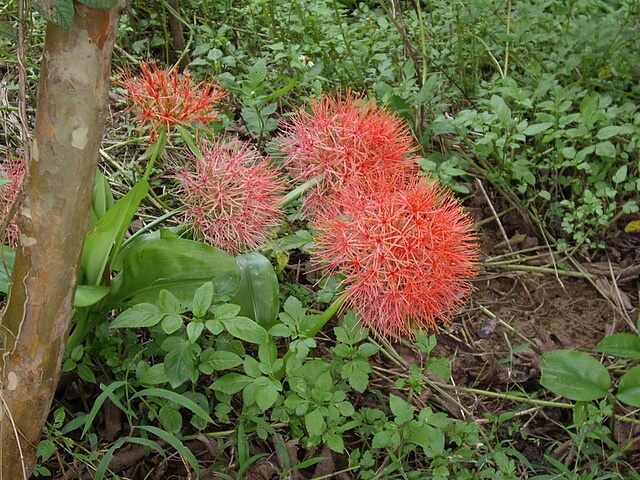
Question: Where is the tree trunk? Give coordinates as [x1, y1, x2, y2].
[0, 3, 124, 478]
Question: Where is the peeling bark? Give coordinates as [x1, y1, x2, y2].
[0, 2, 124, 478]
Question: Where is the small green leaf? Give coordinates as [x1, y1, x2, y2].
[594, 333, 640, 359]
[540, 350, 611, 401]
[616, 366, 640, 408]
[159, 405, 183, 434]
[305, 408, 326, 437]
[163, 339, 198, 388]
[389, 394, 414, 425]
[595, 141, 616, 158]
[77, 364, 97, 384]
[110, 304, 164, 328]
[596, 125, 631, 140]
[161, 314, 184, 335]
[192, 282, 214, 318]
[612, 165, 628, 184]
[199, 349, 243, 373]
[244, 377, 280, 411]
[210, 372, 252, 394]
[186, 322, 205, 343]
[159, 289, 183, 313]
[222, 316, 269, 344]
[522, 122, 553, 136]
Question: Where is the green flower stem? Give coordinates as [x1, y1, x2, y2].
[276, 176, 320, 209]
[142, 127, 167, 183]
[275, 293, 348, 380]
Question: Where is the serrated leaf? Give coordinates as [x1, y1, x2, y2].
[594, 333, 640, 359]
[540, 350, 611, 401]
[616, 365, 640, 408]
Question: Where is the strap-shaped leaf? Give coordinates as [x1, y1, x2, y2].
[105, 237, 241, 309]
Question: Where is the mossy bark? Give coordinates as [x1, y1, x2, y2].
[0, 3, 123, 477]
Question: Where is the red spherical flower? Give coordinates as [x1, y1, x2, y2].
[312, 173, 479, 337]
[0, 157, 25, 247]
[118, 61, 225, 140]
[279, 92, 418, 215]
[176, 139, 286, 255]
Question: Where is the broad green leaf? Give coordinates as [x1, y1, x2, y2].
[229, 253, 280, 328]
[73, 284, 110, 307]
[594, 333, 640, 359]
[0, 246, 16, 294]
[160, 314, 184, 335]
[222, 316, 269, 344]
[540, 350, 611, 401]
[210, 372, 252, 394]
[105, 237, 240, 310]
[616, 366, 640, 408]
[82, 180, 149, 286]
[130, 388, 214, 424]
[110, 303, 165, 328]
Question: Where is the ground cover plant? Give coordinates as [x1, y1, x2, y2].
[0, 0, 639, 478]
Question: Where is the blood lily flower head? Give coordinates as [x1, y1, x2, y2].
[118, 61, 225, 140]
[312, 173, 479, 338]
[0, 157, 25, 247]
[175, 139, 286, 255]
[278, 92, 419, 210]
